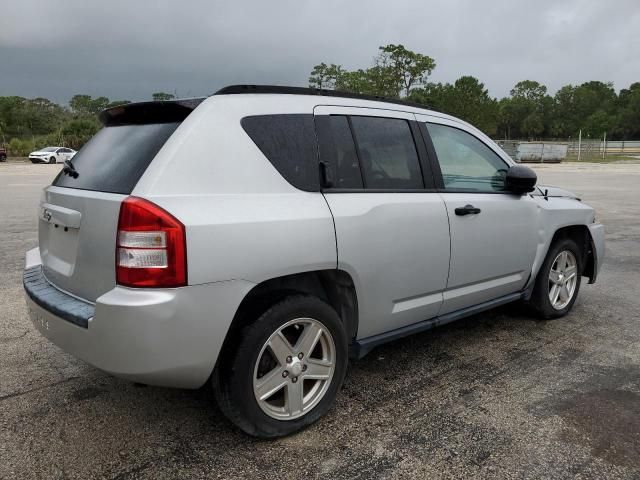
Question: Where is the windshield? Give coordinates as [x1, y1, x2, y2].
[41, 147, 58, 152]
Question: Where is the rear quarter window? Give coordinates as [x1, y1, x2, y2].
[241, 114, 319, 191]
[53, 122, 180, 194]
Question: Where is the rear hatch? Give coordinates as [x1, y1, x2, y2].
[39, 99, 203, 302]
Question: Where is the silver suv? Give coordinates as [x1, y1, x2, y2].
[24, 85, 604, 437]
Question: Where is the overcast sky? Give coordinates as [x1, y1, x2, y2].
[1, 0, 638, 105]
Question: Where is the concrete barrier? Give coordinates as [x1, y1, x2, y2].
[516, 142, 568, 163]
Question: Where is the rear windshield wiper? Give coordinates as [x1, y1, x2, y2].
[62, 160, 79, 178]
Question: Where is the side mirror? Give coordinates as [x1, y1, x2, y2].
[505, 164, 537, 194]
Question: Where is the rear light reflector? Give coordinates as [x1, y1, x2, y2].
[118, 248, 168, 268]
[116, 197, 187, 288]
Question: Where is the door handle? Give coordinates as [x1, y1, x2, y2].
[455, 204, 481, 216]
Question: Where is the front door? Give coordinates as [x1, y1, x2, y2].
[416, 115, 539, 314]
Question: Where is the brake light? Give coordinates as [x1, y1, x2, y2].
[116, 197, 187, 288]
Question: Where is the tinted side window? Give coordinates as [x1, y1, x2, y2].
[53, 122, 180, 194]
[426, 123, 509, 192]
[241, 114, 319, 191]
[350, 116, 423, 189]
[315, 115, 363, 189]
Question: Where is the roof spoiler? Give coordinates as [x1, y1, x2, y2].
[99, 98, 205, 126]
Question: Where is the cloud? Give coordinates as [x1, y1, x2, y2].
[0, 0, 638, 104]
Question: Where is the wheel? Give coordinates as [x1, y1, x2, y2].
[528, 237, 582, 319]
[49, 156, 56, 164]
[214, 295, 348, 438]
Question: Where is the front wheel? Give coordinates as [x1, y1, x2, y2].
[528, 237, 582, 319]
[214, 295, 348, 438]
[49, 156, 56, 164]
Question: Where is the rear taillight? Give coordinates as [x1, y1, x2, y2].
[116, 197, 187, 288]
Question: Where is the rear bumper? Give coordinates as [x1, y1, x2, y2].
[24, 265, 94, 328]
[24, 248, 254, 388]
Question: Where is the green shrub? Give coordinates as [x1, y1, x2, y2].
[8, 137, 35, 157]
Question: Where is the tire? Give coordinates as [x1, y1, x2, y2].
[214, 295, 348, 438]
[49, 157, 56, 164]
[528, 237, 582, 319]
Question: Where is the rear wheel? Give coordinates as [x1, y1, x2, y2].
[214, 295, 347, 438]
[528, 237, 582, 319]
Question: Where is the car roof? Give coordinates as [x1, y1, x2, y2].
[213, 85, 437, 112]
[99, 84, 463, 126]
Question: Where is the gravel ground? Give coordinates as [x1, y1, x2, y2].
[1, 162, 639, 480]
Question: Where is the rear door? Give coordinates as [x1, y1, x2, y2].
[416, 114, 539, 314]
[314, 105, 450, 339]
[57, 148, 69, 162]
[40, 119, 185, 302]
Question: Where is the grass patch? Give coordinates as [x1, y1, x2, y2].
[564, 154, 640, 163]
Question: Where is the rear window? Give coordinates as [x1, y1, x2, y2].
[52, 122, 180, 194]
[241, 114, 319, 191]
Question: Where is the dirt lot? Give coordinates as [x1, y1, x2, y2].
[1, 162, 639, 479]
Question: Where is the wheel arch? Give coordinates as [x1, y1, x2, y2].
[218, 269, 359, 364]
[549, 224, 597, 284]
[527, 224, 597, 300]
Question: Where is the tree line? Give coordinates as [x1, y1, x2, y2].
[309, 44, 640, 141]
[0, 92, 176, 155]
[1, 44, 639, 156]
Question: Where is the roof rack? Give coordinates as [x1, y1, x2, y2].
[213, 84, 434, 112]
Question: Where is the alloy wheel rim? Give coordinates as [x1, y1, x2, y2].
[253, 318, 335, 420]
[548, 250, 578, 310]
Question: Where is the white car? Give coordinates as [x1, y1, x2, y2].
[29, 147, 76, 164]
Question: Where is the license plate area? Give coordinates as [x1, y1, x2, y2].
[39, 219, 80, 277]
